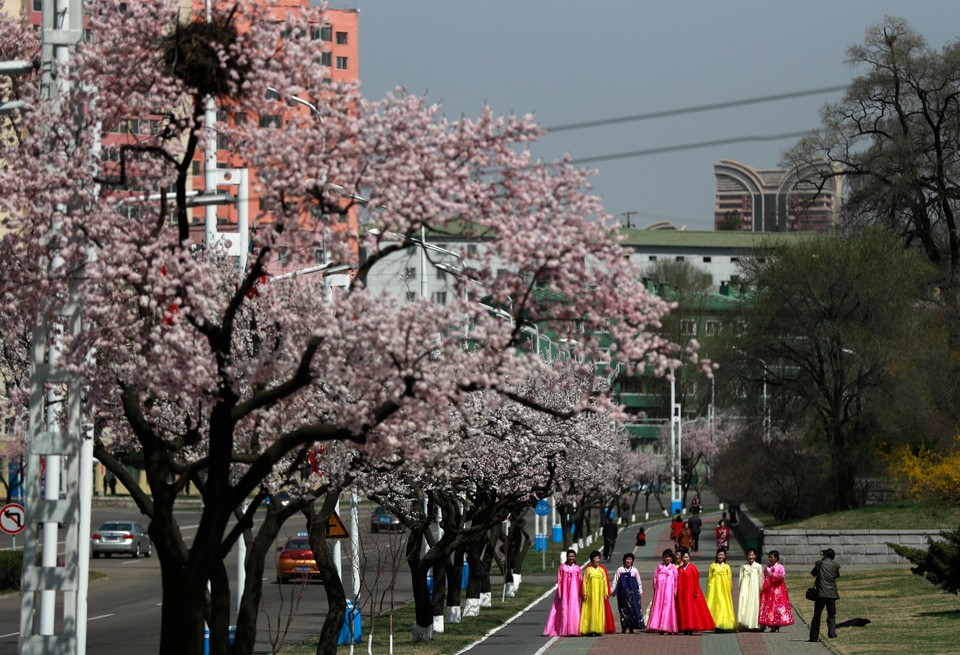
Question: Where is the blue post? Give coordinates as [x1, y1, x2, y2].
[671, 499, 682, 515]
[337, 600, 362, 645]
[203, 626, 235, 654]
[551, 524, 562, 542]
[461, 561, 469, 590]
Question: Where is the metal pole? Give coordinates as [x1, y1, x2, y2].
[419, 225, 428, 300]
[669, 371, 676, 510]
[203, 0, 218, 250]
[236, 500, 247, 619]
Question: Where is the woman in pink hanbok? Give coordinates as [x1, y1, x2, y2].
[758, 550, 794, 631]
[543, 549, 582, 636]
[646, 549, 679, 634]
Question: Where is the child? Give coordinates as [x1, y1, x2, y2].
[635, 526, 646, 547]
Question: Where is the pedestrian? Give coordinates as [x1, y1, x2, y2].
[646, 549, 679, 634]
[706, 548, 736, 631]
[543, 549, 582, 637]
[808, 548, 840, 642]
[602, 518, 618, 562]
[691, 493, 702, 513]
[758, 550, 794, 632]
[677, 521, 693, 552]
[737, 547, 763, 631]
[635, 526, 646, 547]
[580, 550, 615, 635]
[610, 553, 645, 633]
[715, 519, 730, 550]
[670, 511, 683, 545]
[676, 549, 716, 634]
[688, 511, 702, 552]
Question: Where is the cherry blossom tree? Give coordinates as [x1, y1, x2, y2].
[657, 415, 738, 508]
[0, 1, 684, 653]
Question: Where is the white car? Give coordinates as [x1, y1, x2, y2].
[91, 521, 152, 558]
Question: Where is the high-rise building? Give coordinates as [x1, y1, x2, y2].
[714, 158, 842, 232]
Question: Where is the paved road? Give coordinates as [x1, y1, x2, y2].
[464, 513, 830, 655]
[0, 501, 413, 654]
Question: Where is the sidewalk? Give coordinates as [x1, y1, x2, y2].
[465, 514, 830, 655]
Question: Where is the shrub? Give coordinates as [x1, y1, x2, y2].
[0, 550, 23, 592]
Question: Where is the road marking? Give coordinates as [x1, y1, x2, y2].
[88, 614, 114, 621]
[453, 587, 558, 655]
[533, 637, 558, 655]
[0, 631, 19, 638]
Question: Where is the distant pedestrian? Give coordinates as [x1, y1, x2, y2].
[610, 553, 645, 633]
[602, 519, 618, 562]
[676, 549, 716, 634]
[691, 494, 702, 513]
[808, 548, 840, 642]
[543, 549, 582, 637]
[737, 548, 763, 631]
[706, 548, 736, 631]
[715, 519, 730, 550]
[688, 512, 702, 552]
[670, 511, 683, 544]
[677, 521, 693, 552]
[758, 550, 794, 632]
[646, 549, 679, 634]
[635, 526, 646, 547]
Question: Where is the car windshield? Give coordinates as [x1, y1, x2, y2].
[99, 522, 132, 531]
[285, 539, 310, 550]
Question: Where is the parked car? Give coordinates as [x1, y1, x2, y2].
[276, 534, 319, 583]
[91, 521, 152, 558]
[369, 506, 402, 533]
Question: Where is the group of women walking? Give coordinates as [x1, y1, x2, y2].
[544, 542, 795, 638]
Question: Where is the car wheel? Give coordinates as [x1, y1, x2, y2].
[371, 524, 378, 533]
[277, 575, 289, 584]
[145, 543, 152, 558]
[133, 543, 141, 558]
[105, 553, 112, 558]
[92, 551, 100, 559]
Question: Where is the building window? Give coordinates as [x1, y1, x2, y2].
[497, 269, 508, 279]
[336, 31, 348, 45]
[730, 257, 740, 263]
[336, 56, 348, 70]
[32, 0, 41, 11]
[191, 161, 201, 176]
[216, 132, 229, 150]
[436, 268, 446, 280]
[277, 246, 289, 265]
[705, 320, 720, 337]
[310, 25, 321, 40]
[405, 292, 417, 303]
[259, 114, 282, 128]
[321, 52, 332, 67]
[315, 249, 325, 264]
[676, 256, 685, 262]
[703, 256, 712, 263]
[648, 255, 657, 262]
[321, 26, 333, 42]
[467, 244, 478, 255]
[681, 319, 698, 336]
[404, 266, 417, 279]
[433, 291, 447, 306]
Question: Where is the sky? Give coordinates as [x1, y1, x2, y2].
[346, 0, 960, 232]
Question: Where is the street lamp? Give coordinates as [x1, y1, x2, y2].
[734, 349, 770, 442]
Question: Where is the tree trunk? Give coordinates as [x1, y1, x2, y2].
[405, 525, 435, 640]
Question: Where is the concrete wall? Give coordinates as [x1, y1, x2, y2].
[734, 507, 943, 566]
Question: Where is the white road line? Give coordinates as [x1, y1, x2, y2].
[87, 614, 114, 621]
[453, 586, 558, 655]
[533, 637, 559, 655]
[0, 631, 20, 638]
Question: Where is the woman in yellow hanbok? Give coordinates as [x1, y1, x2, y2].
[706, 548, 737, 630]
[579, 551, 615, 635]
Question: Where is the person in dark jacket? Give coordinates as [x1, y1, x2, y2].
[602, 519, 619, 562]
[809, 548, 840, 642]
[687, 511, 702, 552]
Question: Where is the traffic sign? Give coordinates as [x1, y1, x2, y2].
[325, 510, 350, 540]
[0, 503, 26, 535]
[534, 500, 551, 516]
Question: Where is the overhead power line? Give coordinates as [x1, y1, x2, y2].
[569, 130, 814, 165]
[544, 85, 847, 133]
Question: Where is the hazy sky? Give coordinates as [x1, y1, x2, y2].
[349, 1, 960, 231]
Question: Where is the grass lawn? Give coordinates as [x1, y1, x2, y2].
[754, 501, 960, 530]
[278, 581, 554, 655]
[789, 568, 960, 655]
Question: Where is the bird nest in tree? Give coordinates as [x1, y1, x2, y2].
[162, 10, 250, 99]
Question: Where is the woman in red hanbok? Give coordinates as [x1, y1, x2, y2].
[543, 549, 582, 636]
[758, 550, 794, 631]
[675, 550, 716, 634]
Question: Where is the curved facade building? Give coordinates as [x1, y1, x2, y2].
[714, 158, 842, 232]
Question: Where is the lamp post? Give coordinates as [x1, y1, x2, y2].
[734, 349, 770, 442]
[669, 369, 682, 515]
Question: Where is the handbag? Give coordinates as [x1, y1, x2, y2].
[805, 587, 818, 602]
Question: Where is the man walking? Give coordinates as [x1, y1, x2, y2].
[809, 548, 840, 642]
[688, 510, 702, 552]
[602, 518, 619, 562]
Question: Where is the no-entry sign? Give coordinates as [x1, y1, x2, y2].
[0, 503, 26, 535]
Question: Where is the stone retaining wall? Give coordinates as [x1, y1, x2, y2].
[735, 507, 942, 566]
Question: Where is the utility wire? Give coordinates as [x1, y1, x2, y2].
[569, 130, 814, 165]
[544, 85, 847, 133]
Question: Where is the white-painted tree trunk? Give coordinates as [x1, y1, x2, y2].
[411, 623, 433, 642]
[480, 592, 492, 608]
[463, 598, 481, 617]
[445, 606, 462, 623]
[432, 615, 444, 633]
